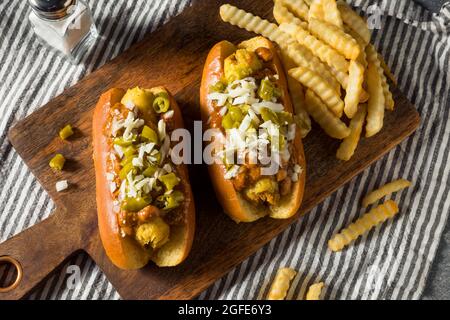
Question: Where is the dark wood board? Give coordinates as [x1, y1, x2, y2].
[0, 0, 420, 300]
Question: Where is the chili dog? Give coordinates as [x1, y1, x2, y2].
[93, 87, 195, 269]
[200, 36, 306, 223]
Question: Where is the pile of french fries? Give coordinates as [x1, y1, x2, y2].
[220, 0, 396, 161]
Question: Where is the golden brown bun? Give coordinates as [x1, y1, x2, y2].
[93, 87, 195, 269]
[200, 37, 306, 223]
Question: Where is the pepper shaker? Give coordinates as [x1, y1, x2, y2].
[28, 0, 98, 64]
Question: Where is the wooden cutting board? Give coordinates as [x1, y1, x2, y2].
[0, 0, 420, 300]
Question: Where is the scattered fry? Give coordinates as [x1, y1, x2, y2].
[306, 282, 325, 300]
[289, 66, 344, 117]
[304, 89, 350, 139]
[362, 179, 412, 208]
[267, 268, 297, 300]
[365, 62, 385, 137]
[328, 200, 399, 252]
[344, 60, 365, 118]
[336, 104, 366, 161]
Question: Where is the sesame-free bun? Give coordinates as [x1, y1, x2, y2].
[93, 87, 195, 269]
[200, 37, 306, 223]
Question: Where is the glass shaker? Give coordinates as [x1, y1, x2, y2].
[28, 0, 98, 64]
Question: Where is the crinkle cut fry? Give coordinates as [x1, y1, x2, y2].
[367, 44, 395, 110]
[362, 179, 411, 208]
[309, 17, 361, 60]
[306, 282, 325, 300]
[220, 4, 341, 91]
[267, 268, 297, 300]
[328, 200, 399, 252]
[289, 66, 344, 117]
[304, 89, 350, 139]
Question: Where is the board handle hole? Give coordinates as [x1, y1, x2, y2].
[0, 256, 23, 293]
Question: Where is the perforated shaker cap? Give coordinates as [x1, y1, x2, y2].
[29, 0, 75, 19]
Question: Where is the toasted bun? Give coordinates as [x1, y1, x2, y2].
[93, 87, 195, 269]
[200, 37, 306, 223]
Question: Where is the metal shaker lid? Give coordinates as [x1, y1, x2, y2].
[29, 0, 75, 19]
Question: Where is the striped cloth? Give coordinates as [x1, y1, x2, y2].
[0, 0, 449, 300]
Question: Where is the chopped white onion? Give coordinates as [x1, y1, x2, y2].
[164, 110, 175, 119]
[251, 101, 285, 114]
[287, 123, 296, 141]
[207, 92, 229, 106]
[233, 95, 259, 105]
[113, 145, 124, 159]
[132, 157, 144, 168]
[124, 100, 135, 110]
[56, 180, 69, 192]
[163, 164, 173, 173]
[110, 182, 117, 193]
[224, 165, 240, 180]
[158, 120, 166, 141]
[219, 106, 228, 117]
[294, 164, 303, 174]
[239, 115, 252, 133]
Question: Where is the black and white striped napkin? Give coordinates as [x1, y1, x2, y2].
[0, 0, 448, 300]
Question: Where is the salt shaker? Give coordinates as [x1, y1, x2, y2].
[28, 0, 98, 64]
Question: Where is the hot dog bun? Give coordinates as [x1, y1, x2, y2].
[93, 87, 195, 269]
[200, 37, 306, 223]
